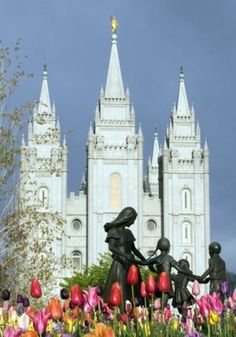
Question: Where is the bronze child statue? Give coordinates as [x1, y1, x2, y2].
[200, 241, 226, 294]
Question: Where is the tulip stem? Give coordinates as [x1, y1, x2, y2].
[131, 284, 135, 309]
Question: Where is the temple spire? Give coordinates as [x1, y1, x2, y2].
[104, 16, 125, 98]
[38, 63, 52, 115]
[151, 127, 159, 167]
[176, 67, 190, 116]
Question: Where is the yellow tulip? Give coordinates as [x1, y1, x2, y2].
[171, 318, 179, 330]
[208, 311, 219, 325]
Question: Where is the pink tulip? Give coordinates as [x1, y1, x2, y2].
[3, 327, 22, 337]
[29, 310, 51, 334]
[209, 293, 224, 314]
[153, 298, 161, 310]
[227, 297, 234, 309]
[197, 298, 209, 317]
[192, 280, 200, 296]
[83, 286, 99, 313]
[232, 289, 236, 302]
[163, 304, 171, 321]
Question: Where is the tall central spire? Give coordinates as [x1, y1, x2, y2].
[104, 16, 125, 98]
[38, 64, 52, 115]
[176, 67, 190, 116]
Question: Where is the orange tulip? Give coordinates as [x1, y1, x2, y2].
[22, 331, 38, 337]
[109, 282, 122, 306]
[30, 278, 42, 298]
[127, 264, 139, 285]
[48, 297, 63, 320]
[156, 272, 170, 293]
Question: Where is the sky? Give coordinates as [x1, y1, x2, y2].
[1, 0, 235, 272]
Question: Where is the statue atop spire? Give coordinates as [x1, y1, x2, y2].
[111, 15, 118, 34]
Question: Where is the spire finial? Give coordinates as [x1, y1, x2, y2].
[179, 66, 184, 81]
[111, 16, 118, 42]
[43, 62, 48, 79]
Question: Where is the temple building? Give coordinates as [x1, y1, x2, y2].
[19, 22, 210, 281]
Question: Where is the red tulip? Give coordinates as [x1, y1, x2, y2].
[48, 297, 63, 320]
[146, 274, 156, 295]
[127, 264, 139, 285]
[109, 282, 122, 306]
[140, 281, 147, 298]
[30, 278, 42, 298]
[156, 272, 170, 293]
[70, 284, 83, 306]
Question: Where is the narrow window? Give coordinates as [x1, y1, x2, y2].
[38, 187, 49, 208]
[182, 222, 192, 244]
[72, 250, 82, 272]
[182, 188, 191, 211]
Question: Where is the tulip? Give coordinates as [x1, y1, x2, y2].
[30, 278, 42, 298]
[3, 327, 22, 337]
[16, 294, 24, 303]
[127, 264, 139, 285]
[70, 284, 83, 306]
[17, 312, 30, 330]
[153, 298, 161, 310]
[21, 331, 38, 337]
[227, 296, 234, 309]
[109, 282, 122, 306]
[208, 310, 219, 325]
[2, 289, 10, 301]
[22, 296, 30, 308]
[83, 286, 99, 313]
[156, 271, 170, 293]
[30, 310, 51, 334]
[60, 288, 69, 300]
[48, 297, 63, 320]
[146, 274, 156, 295]
[231, 288, 236, 302]
[192, 280, 200, 296]
[209, 293, 224, 314]
[140, 281, 147, 298]
[219, 281, 229, 295]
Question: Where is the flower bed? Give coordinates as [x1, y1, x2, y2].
[0, 276, 236, 337]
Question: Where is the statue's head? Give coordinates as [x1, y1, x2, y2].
[178, 259, 190, 271]
[209, 241, 221, 256]
[157, 238, 170, 252]
[104, 207, 137, 232]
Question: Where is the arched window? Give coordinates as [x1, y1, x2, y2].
[109, 173, 121, 209]
[182, 252, 193, 270]
[182, 222, 192, 244]
[72, 219, 82, 231]
[182, 188, 191, 211]
[146, 220, 157, 232]
[72, 250, 82, 272]
[38, 187, 49, 208]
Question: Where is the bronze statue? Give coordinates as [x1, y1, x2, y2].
[200, 241, 226, 294]
[132, 238, 201, 307]
[103, 207, 145, 312]
[172, 259, 195, 315]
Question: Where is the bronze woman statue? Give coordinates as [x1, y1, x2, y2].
[103, 207, 145, 312]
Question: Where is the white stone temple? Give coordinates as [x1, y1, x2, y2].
[19, 24, 210, 282]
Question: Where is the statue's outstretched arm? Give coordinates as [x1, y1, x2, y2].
[131, 243, 146, 261]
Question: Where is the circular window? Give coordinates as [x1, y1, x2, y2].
[72, 219, 82, 231]
[147, 220, 157, 231]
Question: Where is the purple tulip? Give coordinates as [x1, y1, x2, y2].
[22, 296, 30, 308]
[2, 289, 10, 301]
[60, 288, 69, 300]
[219, 281, 229, 295]
[82, 286, 99, 313]
[16, 294, 23, 303]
